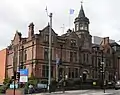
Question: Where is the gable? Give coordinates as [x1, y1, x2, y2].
[12, 31, 21, 45]
[100, 37, 113, 54]
[40, 25, 58, 36]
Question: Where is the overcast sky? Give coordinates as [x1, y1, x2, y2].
[0, 0, 120, 49]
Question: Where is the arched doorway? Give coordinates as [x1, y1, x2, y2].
[82, 70, 89, 81]
[83, 72, 87, 81]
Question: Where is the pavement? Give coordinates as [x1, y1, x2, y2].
[27, 89, 120, 95]
[27, 89, 115, 95]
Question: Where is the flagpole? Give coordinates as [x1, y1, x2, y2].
[61, 24, 65, 34]
[69, 9, 74, 29]
[69, 13, 70, 29]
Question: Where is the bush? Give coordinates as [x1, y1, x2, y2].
[3, 78, 11, 85]
[0, 84, 8, 93]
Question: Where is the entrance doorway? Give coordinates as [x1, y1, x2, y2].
[82, 70, 88, 81]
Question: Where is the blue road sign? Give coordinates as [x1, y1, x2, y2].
[20, 69, 28, 76]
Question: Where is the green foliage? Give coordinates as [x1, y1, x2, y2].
[3, 78, 11, 85]
[28, 79, 38, 86]
[24, 82, 29, 90]
[0, 84, 8, 93]
[29, 74, 35, 80]
[28, 76, 38, 86]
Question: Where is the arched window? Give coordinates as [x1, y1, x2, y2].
[80, 24, 84, 30]
[84, 24, 88, 30]
[76, 24, 79, 31]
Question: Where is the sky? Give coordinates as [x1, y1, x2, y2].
[0, 0, 120, 49]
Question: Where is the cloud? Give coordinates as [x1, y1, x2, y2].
[0, 0, 120, 49]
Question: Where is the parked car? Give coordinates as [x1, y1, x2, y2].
[115, 80, 120, 90]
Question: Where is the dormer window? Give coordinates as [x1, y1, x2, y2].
[45, 35, 49, 42]
[52, 36, 54, 43]
[71, 39, 76, 46]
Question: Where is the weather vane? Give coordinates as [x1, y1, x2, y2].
[81, 0, 83, 4]
[45, 6, 49, 17]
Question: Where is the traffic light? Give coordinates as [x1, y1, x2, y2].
[99, 63, 103, 73]
[99, 62, 105, 73]
[16, 72, 20, 79]
[20, 63, 24, 69]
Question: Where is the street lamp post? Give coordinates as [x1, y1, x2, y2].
[80, 75, 82, 90]
[48, 13, 52, 93]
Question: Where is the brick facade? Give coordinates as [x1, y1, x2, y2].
[0, 48, 8, 84]
[6, 4, 120, 83]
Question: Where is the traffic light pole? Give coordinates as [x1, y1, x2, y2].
[13, 71, 16, 95]
[101, 50, 105, 93]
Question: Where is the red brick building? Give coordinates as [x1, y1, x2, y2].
[6, 4, 120, 83]
[0, 48, 8, 84]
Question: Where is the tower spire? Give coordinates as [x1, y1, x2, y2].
[78, 1, 85, 18]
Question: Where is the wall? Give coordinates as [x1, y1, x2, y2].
[0, 48, 7, 84]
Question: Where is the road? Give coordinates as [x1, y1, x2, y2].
[30, 89, 120, 95]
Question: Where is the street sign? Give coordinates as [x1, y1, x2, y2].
[20, 69, 28, 76]
[20, 76, 28, 82]
[19, 69, 28, 82]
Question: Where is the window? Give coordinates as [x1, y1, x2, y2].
[84, 24, 88, 30]
[45, 35, 49, 42]
[71, 39, 76, 46]
[109, 60, 111, 67]
[19, 51, 22, 62]
[68, 68, 71, 78]
[98, 58, 101, 67]
[80, 24, 84, 30]
[70, 52, 73, 62]
[52, 36, 54, 43]
[46, 66, 49, 77]
[44, 48, 48, 60]
[25, 52, 27, 61]
[86, 54, 89, 63]
[23, 50, 27, 61]
[83, 53, 85, 62]
[42, 65, 45, 77]
[72, 71, 74, 78]
[75, 68, 78, 78]
[42, 65, 49, 78]
[76, 24, 79, 31]
[74, 52, 77, 62]
[106, 59, 108, 67]
[92, 56, 94, 66]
